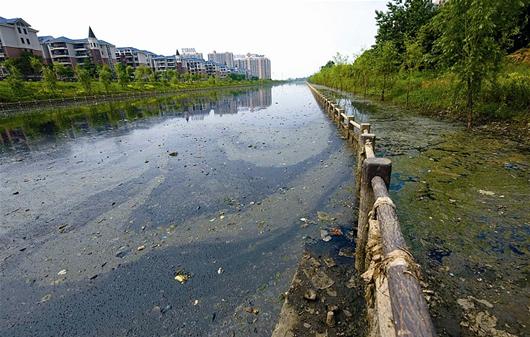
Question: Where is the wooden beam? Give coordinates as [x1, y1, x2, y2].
[371, 176, 436, 337]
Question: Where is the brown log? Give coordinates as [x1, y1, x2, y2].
[355, 157, 390, 271]
[371, 176, 436, 337]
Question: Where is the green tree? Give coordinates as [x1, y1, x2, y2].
[115, 63, 129, 88]
[42, 66, 58, 93]
[4, 60, 25, 98]
[134, 65, 151, 83]
[75, 66, 92, 94]
[403, 39, 423, 106]
[435, 0, 507, 127]
[126, 66, 135, 80]
[375, 0, 438, 52]
[375, 41, 400, 101]
[29, 56, 43, 79]
[53, 63, 73, 80]
[99, 64, 112, 93]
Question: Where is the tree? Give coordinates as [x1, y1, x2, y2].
[375, 41, 400, 101]
[403, 39, 423, 106]
[115, 63, 129, 88]
[375, 0, 438, 53]
[42, 66, 58, 93]
[134, 65, 151, 83]
[75, 66, 92, 94]
[29, 56, 43, 79]
[99, 64, 112, 93]
[4, 60, 25, 98]
[53, 62, 73, 80]
[435, 0, 506, 128]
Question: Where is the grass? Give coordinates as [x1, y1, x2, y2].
[0, 79, 277, 103]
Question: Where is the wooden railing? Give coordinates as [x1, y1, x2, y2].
[308, 83, 436, 337]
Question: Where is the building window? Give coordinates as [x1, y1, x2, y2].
[26, 38, 30, 45]
[23, 28, 27, 34]
[20, 38, 25, 44]
[17, 27, 21, 33]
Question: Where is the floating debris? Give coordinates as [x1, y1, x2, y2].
[174, 270, 190, 284]
[137, 245, 145, 251]
[478, 189, 495, 196]
[168, 152, 178, 157]
[57, 269, 67, 276]
[244, 306, 259, 315]
[329, 227, 343, 236]
[217, 267, 224, 275]
[320, 229, 332, 242]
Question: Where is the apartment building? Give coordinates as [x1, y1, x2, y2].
[207, 51, 234, 68]
[180, 48, 203, 60]
[152, 55, 179, 72]
[116, 47, 156, 69]
[234, 53, 271, 80]
[40, 27, 117, 68]
[0, 16, 43, 63]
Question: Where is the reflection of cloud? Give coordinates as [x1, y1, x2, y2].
[219, 121, 331, 167]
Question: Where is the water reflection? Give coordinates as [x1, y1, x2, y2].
[0, 86, 272, 154]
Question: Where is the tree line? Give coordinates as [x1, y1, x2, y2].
[310, 0, 530, 127]
[1, 52, 251, 101]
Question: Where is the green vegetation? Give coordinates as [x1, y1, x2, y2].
[310, 0, 530, 127]
[0, 56, 273, 103]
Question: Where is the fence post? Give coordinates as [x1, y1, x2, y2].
[361, 123, 371, 134]
[355, 157, 391, 272]
[355, 133, 376, 204]
[346, 116, 355, 142]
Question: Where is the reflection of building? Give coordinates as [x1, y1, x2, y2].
[236, 87, 272, 111]
[234, 54, 271, 80]
[40, 27, 117, 68]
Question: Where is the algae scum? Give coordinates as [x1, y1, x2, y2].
[324, 87, 530, 337]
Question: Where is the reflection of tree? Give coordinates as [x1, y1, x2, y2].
[0, 86, 274, 153]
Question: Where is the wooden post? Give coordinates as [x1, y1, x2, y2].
[355, 133, 376, 205]
[361, 123, 371, 134]
[355, 157, 390, 272]
[371, 176, 436, 337]
[346, 116, 355, 142]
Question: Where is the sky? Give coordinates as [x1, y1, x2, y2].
[1, 0, 388, 79]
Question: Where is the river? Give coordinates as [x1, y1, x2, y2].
[0, 84, 357, 337]
[1, 83, 528, 337]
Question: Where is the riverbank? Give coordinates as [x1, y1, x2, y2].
[317, 85, 529, 337]
[309, 60, 530, 131]
[0, 78, 278, 104]
[0, 81, 278, 115]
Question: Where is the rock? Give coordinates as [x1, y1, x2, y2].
[346, 276, 356, 289]
[304, 289, 317, 301]
[343, 309, 352, 318]
[326, 311, 335, 327]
